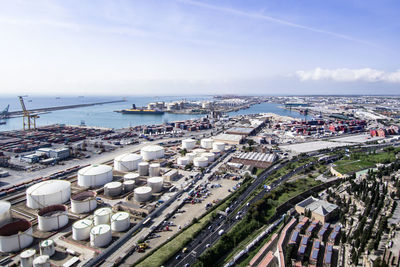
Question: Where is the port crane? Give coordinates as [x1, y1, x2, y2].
[18, 96, 39, 130]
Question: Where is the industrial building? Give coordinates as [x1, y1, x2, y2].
[231, 152, 277, 169]
[295, 197, 338, 223]
[225, 127, 255, 136]
[212, 133, 244, 145]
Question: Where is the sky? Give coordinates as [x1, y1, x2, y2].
[0, 0, 399, 96]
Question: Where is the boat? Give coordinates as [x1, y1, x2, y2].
[120, 108, 164, 115]
[117, 104, 164, 115]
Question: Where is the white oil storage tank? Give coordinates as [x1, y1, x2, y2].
[138, 162, 149, 176]
[182, 139, 196, 150]
[104, 182, 122, 197]
[114, 153, 142, 172]
[39, 239, 55, 257]
[94, 207, 112, 225]
[123, 180, 135, 192]
[140, 145, 165, 161]
[213, 142, 225, 151]
[210, 149, 221, 156]
[134, 186, 152, 202]
[0, 219, 33, 253]
[201, 152, 215, 163]
[177, 157, 189, 166]
[71, 191, 97, 214]
[33, 255, 50, 267]
[20, 249, 36, 267]
[149, 163, 160, 177]
[26, 180, 71, 209]
[0, 201, 12, 227]
[193, 148, 206, 157]
[147, 177, 164, 193]
[193, 157, 208, 167]
[186, 153, 196, 162]
[78, 164, 113, 188]
[111, 212, 130, 232]
[201, 138, 213, 149]
[124, 172, 140, 183]
[90, 224, 112, 247]
[38, 205, 68, 232]
[72, 219, 93, 241]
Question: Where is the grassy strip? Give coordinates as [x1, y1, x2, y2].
[236, 221, 284, 267]
[223, 224, 267, 263]
[135, 177, 253, 267]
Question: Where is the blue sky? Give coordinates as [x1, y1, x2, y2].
[0, 0, 399, 95]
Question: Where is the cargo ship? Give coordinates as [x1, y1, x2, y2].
[117, 104, 164, 115]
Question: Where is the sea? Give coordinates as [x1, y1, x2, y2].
[0, 96, 309, 132]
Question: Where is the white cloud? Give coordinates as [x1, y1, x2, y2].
[296, 68, 400, 83]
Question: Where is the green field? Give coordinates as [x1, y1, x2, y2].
[333, 150, 397, 174]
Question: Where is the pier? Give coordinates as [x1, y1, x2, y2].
[7, 99, 126, 118]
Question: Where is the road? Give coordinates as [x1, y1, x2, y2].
[167, 156, 315, 267]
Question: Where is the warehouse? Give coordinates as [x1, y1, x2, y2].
[231, 152, 277, 169]
[225, 127, 255, 136]
[213, 133, 243, 145]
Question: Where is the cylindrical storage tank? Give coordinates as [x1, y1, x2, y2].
[94, 207, 112, 225]
[123, 180, 135, 192]
[0, 201, 12, 227]
[90, 224, 112, 247]
[0, 219, 33, 253]
[186, 153, 196, 162]
[72, 219, 93, 241]
[149, 163, 160, 177]
[38, 205, 68, 232]
[134, 186, 152, 202]
[20, 249, 36, 267]
[111, 212, 130, 232]
[212, 142, 225, 151]
[104, 182, 122, 197]
[193, 148, 206, 157]
[33, 255, 50, 267]
[77, 164, 113, 188]
[124, 172, 140, 183]
[26, 180, 71, 209]
[147, 177, 164, 193]
[201, 138, 213, 149]
[182, 139, 196, 150]
[71, 191, 97, 214]
[193, 157, 208, 167]
[140, 145, 165, 161]
[210, 149, 221, 158]
[201, 152, 215, 163]
[39, 240, 55, 257]
[114, 153, 142, 172]
[177, 157, 189, 166]
[138, 162, 149, 176]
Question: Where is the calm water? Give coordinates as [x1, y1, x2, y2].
[0, 96, 307, 131]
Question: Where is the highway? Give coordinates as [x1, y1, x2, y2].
[167, 156, 316, 267]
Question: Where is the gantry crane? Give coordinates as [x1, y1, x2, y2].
[18, 96, 39, 130]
